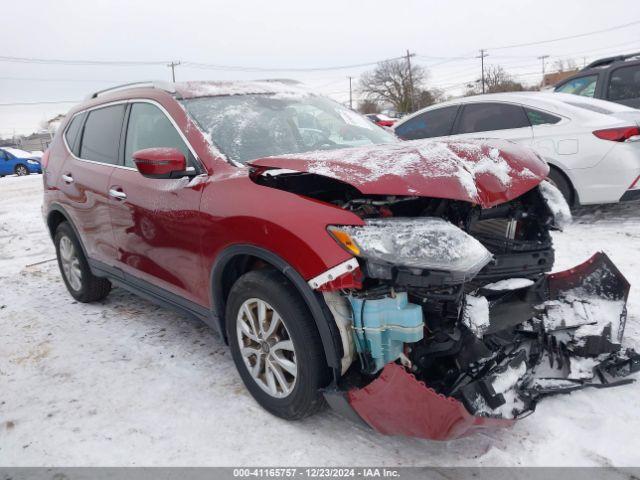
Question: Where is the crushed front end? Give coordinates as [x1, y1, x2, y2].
[312, 182, 638, 440]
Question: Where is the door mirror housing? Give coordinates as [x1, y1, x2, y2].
[132, 148, 189, 179]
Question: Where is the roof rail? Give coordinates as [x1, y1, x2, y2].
[585, 52, 640, 69]
[85, 81, 176, 100]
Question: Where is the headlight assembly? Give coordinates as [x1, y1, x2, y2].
[328, 217, 493, 281]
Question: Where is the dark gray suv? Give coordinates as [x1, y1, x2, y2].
[554, 52, 640, 108]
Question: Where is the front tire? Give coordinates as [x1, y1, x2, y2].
[54, 222, 111, 302]
[15, 164, 29, 176]
[226, 269, 328, 420]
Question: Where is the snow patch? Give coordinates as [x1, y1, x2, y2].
[463, 295, 490, 337]
[176, 80, 311, 99]
[483, 278, 535, 291]
[540, 180, 572, 229]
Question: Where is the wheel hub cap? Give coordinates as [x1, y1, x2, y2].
[236, 298, 297, 398]
[59, 235, 82, 291]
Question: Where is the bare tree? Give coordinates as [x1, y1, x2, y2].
[553, 58, 579, 73]
[359, 59, 428, 113]
[465, 65, 527, 95]
[357, 99, 381, 114]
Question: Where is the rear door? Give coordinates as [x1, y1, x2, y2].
[58, 103, 125, 266]
[451, 102, 533, 144]
[108, 100, 207, 306]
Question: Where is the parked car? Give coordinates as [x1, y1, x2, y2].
[554, 52, 640, 108]
[365, 113, 397, 127]
[393, 92, 640, 206]
[0, 147, 42, 176]
[43, 81, 637, 441]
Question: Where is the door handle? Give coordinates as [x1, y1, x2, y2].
[61, 173, 73, 183]
[109, 188, 127, 201]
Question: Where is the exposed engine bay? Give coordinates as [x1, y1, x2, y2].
[255, 167, 639, 440]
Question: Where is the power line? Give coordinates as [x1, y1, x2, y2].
[181, 55, 407, 72]
[488, 19, 640, 50]
[0, 100, 79, 107]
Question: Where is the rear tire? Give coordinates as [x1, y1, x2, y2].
[15, 164, 29, 176]
[54, 222, 111, 302]
[547, 167, 574, 206]
[226, 269, 328, 420]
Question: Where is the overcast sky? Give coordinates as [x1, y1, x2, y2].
[1, 0, 639, 137]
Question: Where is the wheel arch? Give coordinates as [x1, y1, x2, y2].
[545, 161, 580, 206]
[46, 203, 90, 260]
[210, 244, 343, 375]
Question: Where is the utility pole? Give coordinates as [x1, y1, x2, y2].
[347, 76, 353, 109]
[406, 49, 415, 113]
[477, 49, 489, 94]
[167, 61, 181, 82]
[538, 55, 549, 88]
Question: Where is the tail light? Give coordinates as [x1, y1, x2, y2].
[41, 149, 50, 169]
[593, 126, 640, 142]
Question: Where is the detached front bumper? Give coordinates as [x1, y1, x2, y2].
[328, 252, 639, 441]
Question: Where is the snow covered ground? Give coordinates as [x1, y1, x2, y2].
[1, 174, 639, 466]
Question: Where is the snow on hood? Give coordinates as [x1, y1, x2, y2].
[250, 138, 549, 208]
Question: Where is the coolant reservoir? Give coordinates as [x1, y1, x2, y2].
[348, 292, 424, 373]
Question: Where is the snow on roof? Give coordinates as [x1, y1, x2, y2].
[175, 80, 312, 99]
[1, 147, 37, 159]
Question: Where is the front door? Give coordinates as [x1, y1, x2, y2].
[108, 101, 207, 306]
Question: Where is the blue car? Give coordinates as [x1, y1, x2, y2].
[0, 147, 42, 176]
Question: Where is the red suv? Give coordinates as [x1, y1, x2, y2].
[43, 81, 636, 440]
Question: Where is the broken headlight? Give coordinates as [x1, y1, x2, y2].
[328, 217, 493, 279]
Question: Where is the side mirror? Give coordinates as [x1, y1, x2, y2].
[132, 148, 188, 179]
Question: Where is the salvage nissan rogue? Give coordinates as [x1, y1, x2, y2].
[42, 80, 639, 440]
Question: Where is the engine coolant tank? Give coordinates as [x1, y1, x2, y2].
[348, 292, 424, 373]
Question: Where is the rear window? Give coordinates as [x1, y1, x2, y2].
[64, 113, 84, 156]
[608, 64, 640, 101]
[79, 105, 125, 165]
[395, 105, 459, 140]
[456, 103, 529, 134]
[525, 108, 561, 126]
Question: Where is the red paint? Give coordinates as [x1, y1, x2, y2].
[132, 147, 186, 176]
[348, 363, 514, 441]
[250, 139, 549, 209]
[43, 85, 548, 312]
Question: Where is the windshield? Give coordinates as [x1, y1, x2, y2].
[180, 94, 397, 164]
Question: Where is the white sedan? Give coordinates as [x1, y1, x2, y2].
[393, 92, 640, 205]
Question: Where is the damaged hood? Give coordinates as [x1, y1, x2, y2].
[250, 138, 549, 208]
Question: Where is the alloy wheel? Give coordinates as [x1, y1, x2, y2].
[15, 165, 28, 176]
[59, 235, 82, 291]
[236, 298, 297, 398]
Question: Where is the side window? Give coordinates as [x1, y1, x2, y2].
[608, 65, 640, 101]
[64, 113, 85, 156]
[0, 150, 7, 160]
[525, 108, 561, 126]
[456, 103, 529, 134]
[395, 106, 459, 140]
[79, 105, 125, 165]
[556, 75, 598, 97]
[124, 103, 190, 168]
